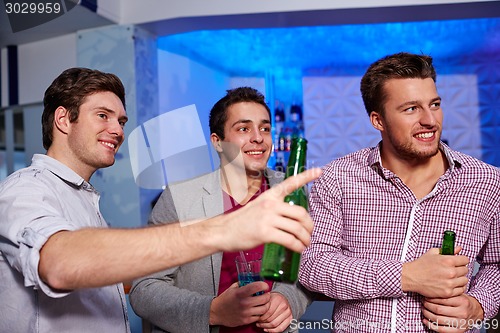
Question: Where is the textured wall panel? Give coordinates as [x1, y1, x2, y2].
[303, 76, 378, 168]
[303, 74, 483, 168]
[439, 75, 481, 160]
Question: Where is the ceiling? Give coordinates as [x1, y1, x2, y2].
[2, 1, 499, 103]
[0, 4, 113, 49]
[150, 2, 500, 85]
[152, 2, 500, 102]
[3, 2, 499, 57]
[157, 17, 500, 77]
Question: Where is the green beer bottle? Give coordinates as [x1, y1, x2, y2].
[441, 230, 456, 255]
[261, 137, 308, 283]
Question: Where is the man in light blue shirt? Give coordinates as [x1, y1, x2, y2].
[0, 68, 320, 332]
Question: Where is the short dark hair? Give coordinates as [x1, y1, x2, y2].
[42, 67, 126, 149]
[360, 52, 436, 116]
[209, 87, 270, 140]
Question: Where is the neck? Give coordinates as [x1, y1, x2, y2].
[380, 147, 448, 199]
[47, 147, 94, 182]
[219, 164, 264, 205]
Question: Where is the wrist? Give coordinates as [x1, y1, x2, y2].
[204, 214, 232, 253]
[400, 262, 414, 292]
[466, 294, 485, 322]
[181, 218, 223, 255]
[209, 297, 220, 326]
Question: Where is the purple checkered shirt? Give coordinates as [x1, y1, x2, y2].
[299, 143, 500, 333]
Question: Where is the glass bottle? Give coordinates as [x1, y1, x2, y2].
[261, 137, 308, 283]
[441, 230, 456, 255]
[274, 101, 286, 124]
[274, 155, 285, 173]
[277, 130, 286, 151]
[290, 103, 302, 122]
[285, 127, 292, 152]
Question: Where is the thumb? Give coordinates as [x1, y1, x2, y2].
[228, 282, 240, 289]
[239, 281, 269, 296]
[453, 245, 463, 255]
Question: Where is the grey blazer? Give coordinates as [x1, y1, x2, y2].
[130, 168, 312, 333]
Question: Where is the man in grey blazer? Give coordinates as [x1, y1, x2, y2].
[130, 87, 312, 333]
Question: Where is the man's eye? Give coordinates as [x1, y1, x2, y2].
[260, 127, 271, 132]
[98, 113, 107, 119]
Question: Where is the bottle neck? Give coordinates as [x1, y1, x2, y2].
[285, 139, 307, 179]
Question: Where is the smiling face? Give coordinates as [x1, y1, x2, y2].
[211, 101, 272, 176]
[371, 77, 443, 163]
[51, 91, 128, 180]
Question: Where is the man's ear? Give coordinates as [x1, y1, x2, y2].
[210, 133, 223, 152]
[370, 111, 384, 132]
[54, 106, 71, 134]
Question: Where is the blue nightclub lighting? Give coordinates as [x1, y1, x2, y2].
[157, 17, 500, 166]
[158, 17, 500, 108]
[158, 17, 500, 77]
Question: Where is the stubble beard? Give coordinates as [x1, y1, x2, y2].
[387, 131, 441, 161]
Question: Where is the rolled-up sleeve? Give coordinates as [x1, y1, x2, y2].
[0, 174, 78, 298]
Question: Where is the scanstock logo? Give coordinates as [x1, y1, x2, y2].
[3, 0, 79, 33]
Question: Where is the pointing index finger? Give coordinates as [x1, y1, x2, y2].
[267, 168, 322, 200]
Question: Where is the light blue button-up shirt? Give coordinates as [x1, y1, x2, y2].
[0, 154, 130, 333]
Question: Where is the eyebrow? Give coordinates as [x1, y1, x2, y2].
[396, 96, 441, 109]
[95, 106, 129, 123]
[230, 119, 271, 127]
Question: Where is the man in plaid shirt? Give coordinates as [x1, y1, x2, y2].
[299, 52, 500, 333]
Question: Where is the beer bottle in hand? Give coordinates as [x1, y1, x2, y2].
[440, 230, 456, 255]
[261, 137, 308, 283]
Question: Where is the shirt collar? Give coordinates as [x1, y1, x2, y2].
[31, 154, 86, 187]
[368, 141, 463, 179]
[440, 142, 463, 170]
[222, 175, 268, 213]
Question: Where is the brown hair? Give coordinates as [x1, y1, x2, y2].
[42, 67, 125, 149]
[209, 87, 270, 140]
[360, 52, 436, 116]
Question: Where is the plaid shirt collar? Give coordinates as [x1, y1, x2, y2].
[367, 140, 463, 180]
